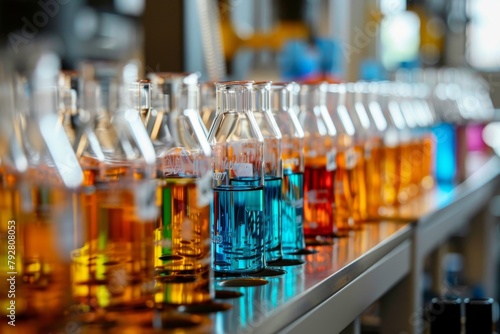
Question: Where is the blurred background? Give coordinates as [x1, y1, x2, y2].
[0, 1, 499, 333]
[1, 0, 499, 105]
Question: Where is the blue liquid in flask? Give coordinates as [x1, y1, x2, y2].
[263, 176, 282, 262]
[281, 171, 304, 252]
[212, 178, 265, 273]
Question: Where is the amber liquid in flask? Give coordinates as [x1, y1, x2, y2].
[72, 161, 156, 311]
[381, 144, 401, 211]
[23, 187, 74, 315]
[0, 176, 83, 334]
[353, 145, 367, 223]
[335, 146, 366, 231]
[408, 139, 423, 197]
[398, 142, 413, 204]
[0, 175, 25, 319]
[421, 134, 434, 189]
[154, 177, 212, 306]
[364, 139, 383, 218]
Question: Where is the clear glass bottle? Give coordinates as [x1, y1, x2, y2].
[253, 81, 283, 263]
[208, 81, 265, 273]
[298, 83, 337, 240]
[147, 72, 213, 305]
[270, 82, 305, 253]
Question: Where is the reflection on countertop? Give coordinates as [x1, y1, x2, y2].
[210, 220, 411, 334]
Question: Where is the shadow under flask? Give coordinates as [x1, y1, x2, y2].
[253, 81, 283, 263]
[146, 72, 214, 306]
[208, 81, 265, 274]
[270, 82, 305, 253]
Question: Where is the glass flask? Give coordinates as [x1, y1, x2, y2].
[396, 82, 421, 200]
[199, 81, 217, 133]
[358, 82, 387, 219]
[270, 82, 305, 253]
[378, 82, 407, 211]
[345, 83, 370, 223]
[0, 52, 85, 333]
[413, 82, 436, 190]
[253, 81, 283, 263]
[408, 82, 435, 193]
[70, 60, 158, 315]
[146, 72, 213, 305]
[428, 69, 458, 183]
[327, 83, 364, 230]
[208, 81, 265, 273]
[297, 83, 337, 239]
[57, 70, 79, 146]
[397, 69, 438, 190]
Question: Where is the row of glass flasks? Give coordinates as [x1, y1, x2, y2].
[0, 54, 494, 332]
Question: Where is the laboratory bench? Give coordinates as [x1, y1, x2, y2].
[201, 155, 500, 334]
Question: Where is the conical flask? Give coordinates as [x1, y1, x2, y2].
[0, 51, 84, 332]
[147, 72, 213, 305]
[377, 81, 407, 212]
[199, 81, 217, 132]
[208, 81, 265, 273]
[358, 82, 387, 218]
[328, 83, 366, 230]
[270, 82, 305, 253]
[70, 60, 158, 313]
[253, 81, 283, 263]
[297, 83, 337, 240]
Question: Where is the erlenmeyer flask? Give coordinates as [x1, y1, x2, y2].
[298, 83, 337, 240]
[270, 82, 305, 253]
[71, 60, 158, 314]
[357, 82, 386, 219]
[327, 83, 364, 230]
[147, 72, 213, 305]
[414, 83, 436, 189]
[199, 81, 217, 132]
[208, 81, 265, 273]
[344, 83, 370, 223]
[378, 81, 407, 212]
[0, 51, 85, 333]
[397, 82, 421, 200]
[57, 70, 79, 146]
[253, 81, 283, 263]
